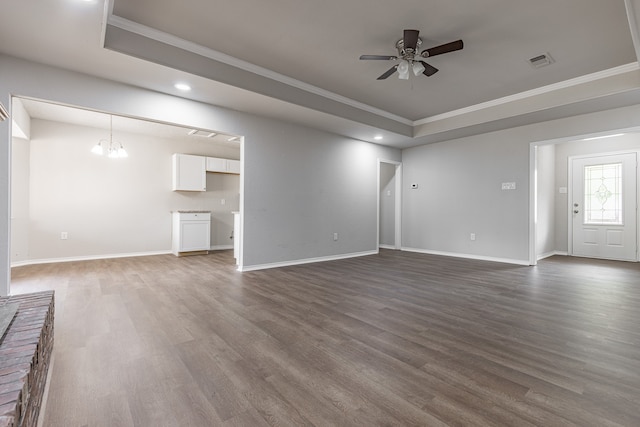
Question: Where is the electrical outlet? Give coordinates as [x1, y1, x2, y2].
[60, 232, 68, 240]
[333, 233, 338, 241]
[221, 198, 226, 205]
[470, 233, 476, 241]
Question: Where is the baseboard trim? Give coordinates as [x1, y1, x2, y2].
[378, 244, 398, 250]
[537, 250, 567, 261]
[10, 250, 172, 267]
[401, 247, 531, 266]
[239, 250, 378, 272]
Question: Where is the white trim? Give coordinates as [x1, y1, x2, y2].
[401, 247, 531, 266]
[378, 244, 396, 250]
[415, 63, 640, 126]
[106, 15, 412, 126]
[10, 250, 172, 267]
[536, 250, 563, 261]
[529, 144, 537, 266]
[238, 250, 378, 272]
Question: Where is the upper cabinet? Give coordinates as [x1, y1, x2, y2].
[206, 157, 240, 174]
[173, 154, 240, 191]
[172, 154, 206, 191]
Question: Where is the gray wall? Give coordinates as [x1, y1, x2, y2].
[402, 131, 530, 262]
[0, 54, 401, 293]
[401, 107, 640, 264]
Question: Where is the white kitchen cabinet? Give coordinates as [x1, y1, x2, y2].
[172, 154, 206, 191]
[172, 211, 211, 255]
[227, 159, 241, 174]
[206, 157, 240, 174]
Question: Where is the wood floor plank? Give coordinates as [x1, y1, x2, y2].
[9, 250, 640, 426]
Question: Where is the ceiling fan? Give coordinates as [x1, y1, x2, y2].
[360, 29, 463, 80]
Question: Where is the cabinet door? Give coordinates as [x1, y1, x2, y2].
[206, 157, 226, 173]
[226, 159, 241, 174]
[173, 154, 206, 191]
[179, 220, 211, 251]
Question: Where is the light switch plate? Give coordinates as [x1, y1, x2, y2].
[501, 182, 516, 190]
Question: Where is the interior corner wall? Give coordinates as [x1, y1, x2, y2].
[0, 54, 401, 288]
[535, 144, 556, 258]
[554, 132, 640, 253]
[402, 103, 640, 264]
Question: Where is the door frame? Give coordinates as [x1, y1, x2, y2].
[567, 150, 638, 260]
[529, 127, 640, 265]
[377, 159, 402, 250]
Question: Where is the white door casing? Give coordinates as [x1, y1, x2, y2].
[570, 152, 638, 261]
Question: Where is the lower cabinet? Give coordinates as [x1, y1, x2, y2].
[172, 211, 211, 255]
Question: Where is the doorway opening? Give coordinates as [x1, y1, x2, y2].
[529, 130, 640, 265]
[9, 96, 244, 272]
[378, 159, 402, 250]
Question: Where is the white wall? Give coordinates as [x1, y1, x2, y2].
[0, 54, 401, 293]
[536, 144, 556, 258]
[10, 135, 30, 262]
[553, 133, 640, 252]
[13, 118, 239, 263]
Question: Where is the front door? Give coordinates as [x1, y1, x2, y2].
[571, 153, 637, 261]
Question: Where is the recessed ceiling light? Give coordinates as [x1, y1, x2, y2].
[374, 135, 383, 140]
[174, 83, 191, 91]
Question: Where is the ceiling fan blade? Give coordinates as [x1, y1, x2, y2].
[420, 61, 439, 76]
[403, 29, 420, 51]
[423, 39, 464, 57]
[377, 65, 398, 80]
[359, 55, 398, 60]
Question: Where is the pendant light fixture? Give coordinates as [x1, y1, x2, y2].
[91, 115, 128, 158]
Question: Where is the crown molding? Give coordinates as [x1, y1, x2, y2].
[414, 62, 640, 126]
[106, 14, 413, 126]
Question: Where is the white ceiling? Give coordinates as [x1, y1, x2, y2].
[2, 0, 640, 148]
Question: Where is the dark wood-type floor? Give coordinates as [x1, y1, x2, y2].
[10, 250, 640, 426]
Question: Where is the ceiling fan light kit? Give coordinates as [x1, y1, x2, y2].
[360, 29, 463, 80]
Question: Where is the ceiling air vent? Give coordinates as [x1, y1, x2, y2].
[528, 53, 554, 69]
